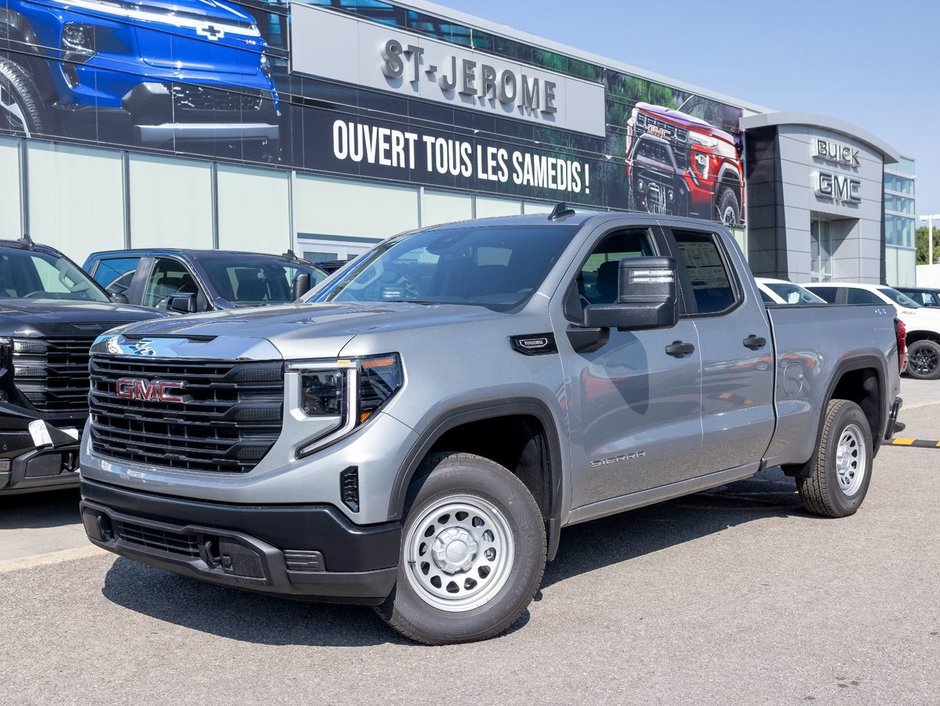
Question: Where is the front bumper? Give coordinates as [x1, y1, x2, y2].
[80, 478, 401, 604]
[0, 422, 81, 494]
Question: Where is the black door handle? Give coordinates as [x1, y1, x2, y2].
[743, 334, 767, 350]
[665, 340, 695, 357]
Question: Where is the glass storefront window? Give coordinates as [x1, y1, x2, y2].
[810, 219, 832, 282]
[884, 192, 915, 215]
[884, 173, 914, 195]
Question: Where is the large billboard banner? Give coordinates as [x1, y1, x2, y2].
[0, 0, 747, 224]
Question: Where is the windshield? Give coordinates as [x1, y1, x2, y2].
[200, 258, 326, 305]
[765, 282, 826, 304]
[881, 287, 922, 309]
[0, 248, 109, 302]
[309, 224, 579, 311]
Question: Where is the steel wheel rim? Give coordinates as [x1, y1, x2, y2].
[404, 494, 514, 612]
[835, 423, 867, 496]
[910, 346, 938, 375]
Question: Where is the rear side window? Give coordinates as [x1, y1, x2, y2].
[807, 287, 838, 303]
[672, 229, 737, 314]
[846, 288, 882, 305]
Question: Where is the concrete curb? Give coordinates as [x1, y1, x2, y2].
[886, 438, 940, 449]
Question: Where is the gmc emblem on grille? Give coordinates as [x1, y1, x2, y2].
[115, 378, 186, 403]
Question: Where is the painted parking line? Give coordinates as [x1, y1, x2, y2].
[886, 438, 940, 448]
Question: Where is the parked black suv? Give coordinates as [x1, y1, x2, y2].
[0, 238, 165, 493]
[896, 287, 940, 308]
[82, 249, 328, 313]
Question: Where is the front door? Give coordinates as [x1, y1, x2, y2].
[552, 225, 703, 510]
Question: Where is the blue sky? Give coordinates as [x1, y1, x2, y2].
[443, 0, 936, 217]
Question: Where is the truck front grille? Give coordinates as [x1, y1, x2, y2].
[114, 519, 200, 558]
[89, 355, 284, 474]
[634, 113, 690, 170]
[171, 84, 266, 113]
[12, 336, 97, 413]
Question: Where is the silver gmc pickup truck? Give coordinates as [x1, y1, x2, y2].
[79, 208, 903, 644]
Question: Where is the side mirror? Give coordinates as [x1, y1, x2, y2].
[109, 292, 129, 304]
[292, 272, 312, 301]
[583, 256, 679, 331]
[167, 293, 197, 314]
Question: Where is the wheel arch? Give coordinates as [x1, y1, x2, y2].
[389, 397, 565, 561]
[905, 329, 940, 344]
[783, 355, 887, 478]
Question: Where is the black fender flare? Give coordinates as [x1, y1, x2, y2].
[714, 162, 742, 195]
[388, 397, 565, 561]
[784, 354, 888, 478]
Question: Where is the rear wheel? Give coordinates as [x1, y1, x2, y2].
[797, 399, 872, 518]
[0, 59, 46, 137]
[376, 452, 546, 645]
[905, 339, 940, 380]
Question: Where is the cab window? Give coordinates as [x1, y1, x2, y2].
[672, 229, 737, 315]
[142, 258, 201, 309]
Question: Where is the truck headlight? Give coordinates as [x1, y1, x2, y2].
[688, 132, 718, 149]
[300, 370, 345, 417]
[62, 23, 96, 61]
[293, 354, 403, 457]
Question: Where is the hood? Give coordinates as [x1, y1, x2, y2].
[132, 0, 257, 24]
[635, 102, 734, 141]
[108, 301, 511, 360]
[0, 299, 167, 338]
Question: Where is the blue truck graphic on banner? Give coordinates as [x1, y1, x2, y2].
[0, 0, 279, 156]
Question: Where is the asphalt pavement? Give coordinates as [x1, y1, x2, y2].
[0, 379, 937, 704]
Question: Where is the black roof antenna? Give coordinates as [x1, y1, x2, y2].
[549, 202, 575, 221]
[18, 232, 35, 249]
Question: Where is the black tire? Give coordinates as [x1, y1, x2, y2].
[905, 339, 940, 380]
[715, 185, 740, 226]
[797, 399, 873, 518]
[376, 452, 546, 645]
[0, 58, 46, 136]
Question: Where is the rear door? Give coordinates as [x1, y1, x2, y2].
[666, 227, 775, 474]
[552, 223, 704, 509]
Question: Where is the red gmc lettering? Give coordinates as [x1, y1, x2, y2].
[114, 378, 185, 403]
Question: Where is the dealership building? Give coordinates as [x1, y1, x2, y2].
[0, 0, 915, 286]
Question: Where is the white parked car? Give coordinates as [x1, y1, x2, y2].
[804, 282, 940, 380]
[756, 278, 826, 305]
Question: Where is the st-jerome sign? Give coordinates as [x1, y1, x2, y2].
[290, 3, 606, 137]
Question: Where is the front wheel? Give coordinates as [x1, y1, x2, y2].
[0, 59, 46, 137]
[797, 399, 873, 518]
[905, 339, 940, 380]
[376, 452, 546, 645]
[715, 185, 740, 226]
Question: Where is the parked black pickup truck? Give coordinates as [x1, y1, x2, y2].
[1, 238, 165, 494]
[82, 249, 328, 314]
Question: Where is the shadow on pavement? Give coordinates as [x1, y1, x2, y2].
[0, 488, 82, 530]
[101, 467, 802, 646]
[542, 466, 804, 589]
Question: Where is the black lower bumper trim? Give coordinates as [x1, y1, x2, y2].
[80, 478, 401, 603]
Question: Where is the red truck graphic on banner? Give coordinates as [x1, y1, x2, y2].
[625, 95, 744, 226]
